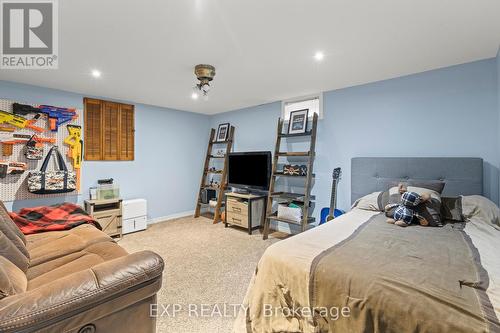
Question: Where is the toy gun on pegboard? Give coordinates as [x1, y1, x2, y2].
[13, 103, 78, 132]
[64, 125, 83, 190]
[0, 161, 27, 179]
[0, 125, 15, 132]
[0, 133, 56, 156]
[0, 110, 44, 133]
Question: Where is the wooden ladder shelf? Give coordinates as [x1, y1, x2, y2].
[194, 126, 235, 224]
[262, 113, 318, 240]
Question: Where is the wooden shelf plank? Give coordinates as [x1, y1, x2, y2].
[270, 192, 316, 202]
[279, 131, 313, 138]
[210, 140, 232, 144]
[202, 186, 223, 190]
[198, 201, 225, 207]
[273, 171, 315, 177]
[277, 152, 310, 157]
[266, 213, 315, 225]
[209, 155, 226, 159]
[205, 169, 223, 174]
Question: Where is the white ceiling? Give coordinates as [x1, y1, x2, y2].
[1, 0, 500, 114]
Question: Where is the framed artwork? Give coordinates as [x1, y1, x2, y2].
[288, 109, 309, 134]
[216, 123, 230, 142]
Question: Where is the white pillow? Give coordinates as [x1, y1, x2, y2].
[352, 191, 384, 211]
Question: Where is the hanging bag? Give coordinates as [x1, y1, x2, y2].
[24, 136, 44, 160]
[27, 146, 76, 194]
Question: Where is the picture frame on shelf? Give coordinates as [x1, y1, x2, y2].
[288, 109, 309, 134]
[216, 123, 230, 142]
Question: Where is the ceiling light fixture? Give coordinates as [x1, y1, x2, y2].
[314, 51, 324, 61]
[193, 64, 215, 100]
[191, 92, 199, 100]
[91, 69, 102, 78]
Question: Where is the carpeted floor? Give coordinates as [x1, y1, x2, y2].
[118, 215, 284, 333]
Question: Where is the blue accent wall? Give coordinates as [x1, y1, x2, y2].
[212, 59, 499, 225]
[0, 81, 210, 220]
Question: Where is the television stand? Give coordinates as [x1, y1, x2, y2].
[224, 192, 267, 235]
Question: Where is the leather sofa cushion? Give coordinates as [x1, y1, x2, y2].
[0, 202, 25, 244]
[28, 241, 128, 289]
[0, 204, 29, 259]
[0, 232, 29, 272]
[0, 251, 163, 332]
[0, 256, 27, 300]
[26, 224, 112, 267]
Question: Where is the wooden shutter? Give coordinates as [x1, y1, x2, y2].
[84, 98, 103, 160]
[84, 98, 135, 161]
[119, 104, 134, 160]
[102, 102, 120, 160]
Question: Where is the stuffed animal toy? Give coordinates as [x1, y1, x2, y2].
[385, 183, 431, 227]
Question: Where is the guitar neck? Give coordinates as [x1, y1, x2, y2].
[329, 180, 339, 214]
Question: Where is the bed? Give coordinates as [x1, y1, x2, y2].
[235, 157, 500, 333]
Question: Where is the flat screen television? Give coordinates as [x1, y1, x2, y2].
[228, 151, 272, 191]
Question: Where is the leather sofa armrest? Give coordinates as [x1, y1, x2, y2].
[0, 250, 164, 332]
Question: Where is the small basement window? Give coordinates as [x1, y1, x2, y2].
[282, 93, 323, 120]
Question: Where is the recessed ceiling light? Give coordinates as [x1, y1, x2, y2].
[314, 51, 324, 61]
[191, 92, 199, 100]
[91, 69, 101, 78]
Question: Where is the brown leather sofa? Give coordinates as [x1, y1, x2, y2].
[0, 201, 164, 333]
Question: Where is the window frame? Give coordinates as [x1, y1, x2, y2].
[281, 93, 323, 120]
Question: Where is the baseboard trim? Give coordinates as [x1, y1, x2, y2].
[148, 210, 194, 225]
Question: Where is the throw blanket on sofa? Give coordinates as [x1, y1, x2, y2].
[9, 203, 101, 235]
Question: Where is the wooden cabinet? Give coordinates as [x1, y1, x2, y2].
[85, 199, 123, 238]
[224, 193, 266, 235]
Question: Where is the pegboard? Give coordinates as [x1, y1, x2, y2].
[0, 98, 83, 201]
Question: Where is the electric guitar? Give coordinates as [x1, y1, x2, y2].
[320, 168, 345, 224]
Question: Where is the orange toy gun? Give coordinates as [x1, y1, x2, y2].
[0, 110, 44, 133]
[0, 133, 55, 156]
[0, 161, 27, 178]
[0, 125, 15, 132]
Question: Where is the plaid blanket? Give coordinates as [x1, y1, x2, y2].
[9, 203, 101, 235]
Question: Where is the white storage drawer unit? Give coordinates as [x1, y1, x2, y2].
[122, 199, 148, 234]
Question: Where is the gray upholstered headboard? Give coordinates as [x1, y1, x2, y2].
[351, 157, 483, 203]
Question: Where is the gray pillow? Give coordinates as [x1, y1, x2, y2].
[389, 180, 445, 194]
[385, 181, 444, 206]
[441, 197, 463, 222]
[415, 198, 443, 227]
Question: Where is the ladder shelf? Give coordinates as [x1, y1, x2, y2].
[262, 113, 318, 240]
[194, 126, 235, 224]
